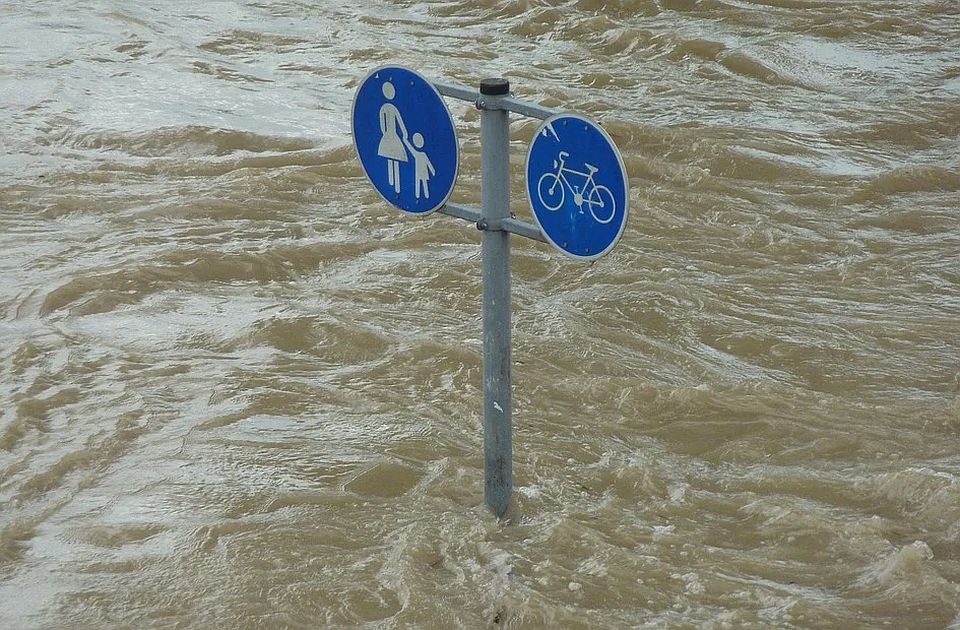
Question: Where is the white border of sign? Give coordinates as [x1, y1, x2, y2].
[351, 65, 460, 217]
[524, 113, 629, 262]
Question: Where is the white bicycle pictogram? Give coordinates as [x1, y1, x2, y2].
[536, 151, 616, 224]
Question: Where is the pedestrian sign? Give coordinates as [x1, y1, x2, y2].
[352, 66, 459, 215]
[525, 114, 629, 260]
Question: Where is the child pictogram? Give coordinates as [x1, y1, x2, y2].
[404, 132, 436, 199]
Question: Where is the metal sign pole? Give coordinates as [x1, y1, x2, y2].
[353, 67, 628, 520]
[479, 78, 512, 519]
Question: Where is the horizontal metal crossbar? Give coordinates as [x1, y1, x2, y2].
[500, 216, 548, 243]
[439, 203, 547, 243]
[430, 79, 553, 246]
[433, 81, 560, 120]
[432, 81, 478, 104]
[437, 201, 480, 223]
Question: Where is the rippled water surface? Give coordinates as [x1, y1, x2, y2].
[2, 1, 959, 628]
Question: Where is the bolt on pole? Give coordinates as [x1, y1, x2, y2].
[479, 77, 512, 519]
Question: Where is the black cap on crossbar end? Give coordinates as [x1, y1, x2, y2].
[480, 78, 510, 95]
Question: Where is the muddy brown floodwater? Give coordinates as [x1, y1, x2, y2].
[1, 1, 959, 628]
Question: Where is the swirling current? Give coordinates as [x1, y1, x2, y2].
[1, 1, 959, 628]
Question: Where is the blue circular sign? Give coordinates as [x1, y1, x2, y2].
[525, 114, 629, 260]
[352, 66, 459, 215]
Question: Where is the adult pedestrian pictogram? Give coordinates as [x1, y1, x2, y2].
[352, 66, 458, 215]
[376, 80, 408, 195]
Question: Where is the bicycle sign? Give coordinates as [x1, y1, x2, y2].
[526, 114, 629, 260]
[537, 151, 617, 224]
